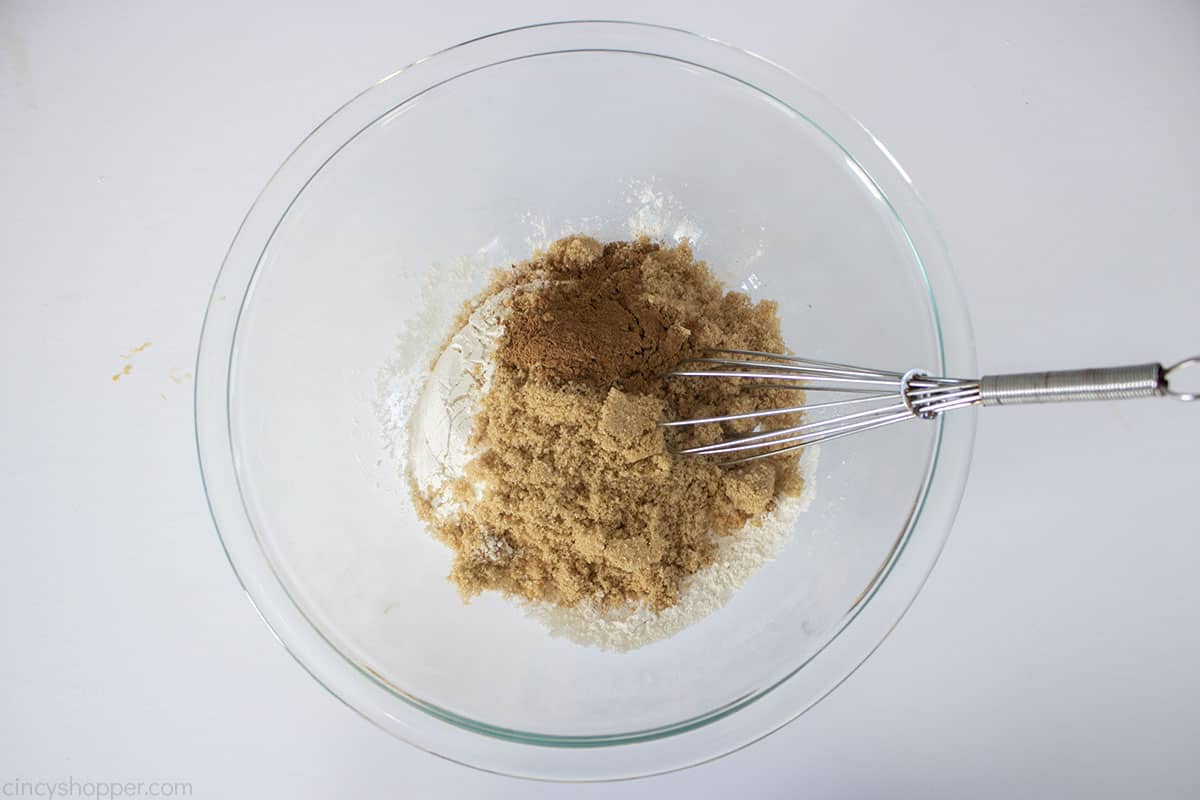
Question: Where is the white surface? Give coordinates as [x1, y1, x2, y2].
[2, 0, 1198, 797]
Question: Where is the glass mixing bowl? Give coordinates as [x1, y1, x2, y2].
[195, 21, 976, 780]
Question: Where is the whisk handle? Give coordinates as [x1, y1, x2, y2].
[979, 360, 1198, 406]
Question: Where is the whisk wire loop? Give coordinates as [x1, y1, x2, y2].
[662, 349, 1192, 463]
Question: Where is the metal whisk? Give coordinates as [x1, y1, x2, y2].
[663, 349, 1199, 464]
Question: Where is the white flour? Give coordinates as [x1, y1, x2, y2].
[624, 178, 704, 245]
[521, 178, 701, 252]
[406, 288, 511, 520]
[375, 254, 489, 476]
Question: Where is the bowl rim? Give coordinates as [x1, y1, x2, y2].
[195, 19, 978, 780]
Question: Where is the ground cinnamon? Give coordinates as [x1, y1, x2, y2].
[500, 237, 690, 393]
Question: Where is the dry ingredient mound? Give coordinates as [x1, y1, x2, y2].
[411, 235, 804, 612]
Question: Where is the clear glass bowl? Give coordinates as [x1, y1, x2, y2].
[196, 21, 976, 780]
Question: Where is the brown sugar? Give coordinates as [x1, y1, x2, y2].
[597, 388, 664, 463]
[411, 235, 804, 612]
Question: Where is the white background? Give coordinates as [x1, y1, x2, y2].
[3, 1, 1198, 797]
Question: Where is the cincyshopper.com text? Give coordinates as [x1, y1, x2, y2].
[2, 779, 192, 799]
